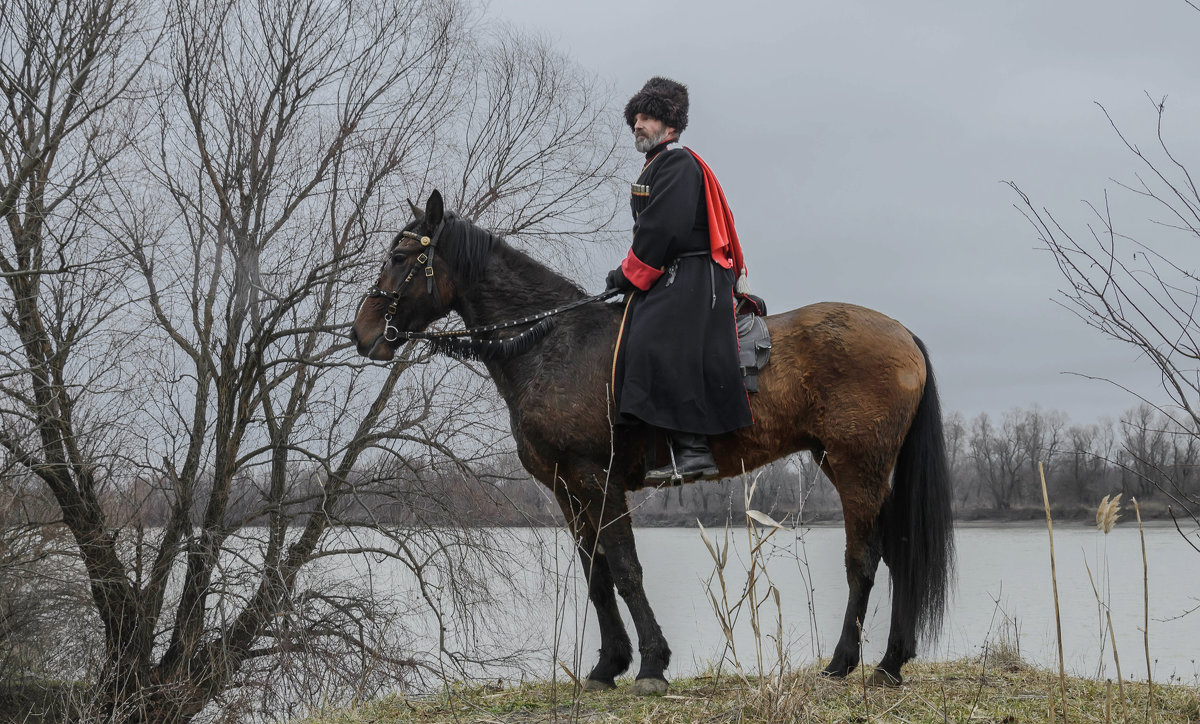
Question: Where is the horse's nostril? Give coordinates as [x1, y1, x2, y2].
[348, 327, 359, 345]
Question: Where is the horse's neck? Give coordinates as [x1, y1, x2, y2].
[454, 245, 584, 328]
[453, 244, 585, 399]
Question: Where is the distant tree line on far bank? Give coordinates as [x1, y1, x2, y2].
[10, 402, 1191, 533]
[417, 401, 1200, 528]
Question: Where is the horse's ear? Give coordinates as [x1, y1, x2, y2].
[407, 198, 423, 220]
[425, 190, 444, 227]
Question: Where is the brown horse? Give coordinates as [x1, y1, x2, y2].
[351, 191, 954, 693]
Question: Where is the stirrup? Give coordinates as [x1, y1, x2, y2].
[645, 440, 683, 481]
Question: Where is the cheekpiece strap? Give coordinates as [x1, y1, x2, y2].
[424, 220, 446, 302]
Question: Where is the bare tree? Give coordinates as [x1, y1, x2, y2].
[1010, 10, 1200, 540]
[943, 411, 967, 487]
[1, 0, 163, 714]
[968, 412, 1029, 511]
[1011, 407, 1067, 497]
[1, 0, 625, 720]
[441, 28, 623, 249]
[1060, 419, 1116, 502]
[1118, 404, 1174, 499]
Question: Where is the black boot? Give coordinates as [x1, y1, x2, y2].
[645, 432, 720, 481]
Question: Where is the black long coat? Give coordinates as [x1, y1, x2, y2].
[614, 141, 752, 435]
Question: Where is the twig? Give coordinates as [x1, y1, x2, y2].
[970, 588, 1006, 719]
[1039, 462, 1069, 723]
[913, 691, 951, 722]
[970, 641, 990, 720]
[1167, 506, 1200, 555]
[859, 618, 869, 716]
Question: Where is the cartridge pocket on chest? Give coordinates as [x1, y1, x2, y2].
[630, 183, 650, 216]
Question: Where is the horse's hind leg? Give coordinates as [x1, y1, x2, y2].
[554, 487, 632, 689]
[822, 461, 888, 679]
[873, 569, 917, 686]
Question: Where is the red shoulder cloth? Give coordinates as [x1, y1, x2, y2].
[685, 147, 746, 276]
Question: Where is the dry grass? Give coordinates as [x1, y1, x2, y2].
[292, 477, 1200, 724]
[292, 659, 1200, 723]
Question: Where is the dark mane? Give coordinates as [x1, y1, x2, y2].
[440, 212, 500, 286]
[442, 212, 587, 304]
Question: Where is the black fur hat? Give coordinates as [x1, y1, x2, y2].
[624, 76, 688, 133]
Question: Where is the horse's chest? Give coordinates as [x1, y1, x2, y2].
[512, 402, 592, 450]
[510, 399, 608, 475]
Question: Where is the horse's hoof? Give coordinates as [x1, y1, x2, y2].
[867, 669, 902, 688]
[820, 663, 853, 679]
[581, 677, 615, 692]
[630, 677, 668, 696]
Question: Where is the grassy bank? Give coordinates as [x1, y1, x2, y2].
[294, 658, 1200, 723]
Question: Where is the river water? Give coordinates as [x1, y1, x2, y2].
[476, 523, 1199, 685]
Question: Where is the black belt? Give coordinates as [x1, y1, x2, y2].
[667, 250, 717, 308]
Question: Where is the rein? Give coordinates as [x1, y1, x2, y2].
[399, 288, 620, 343]
[381, 289, 620, 362]
[362, 220, 621, 357]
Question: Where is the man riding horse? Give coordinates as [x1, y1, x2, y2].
[606, 76, 752, 481]
[351, 76, 953, 691]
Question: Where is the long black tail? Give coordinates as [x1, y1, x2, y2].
[884, 335, 955, 645]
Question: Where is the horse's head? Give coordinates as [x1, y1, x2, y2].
[351, 190, 460, 360]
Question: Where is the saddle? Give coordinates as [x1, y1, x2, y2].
[735, 294, 772, 393]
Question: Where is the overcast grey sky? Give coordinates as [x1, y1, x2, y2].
[487, 0, 1200, 424]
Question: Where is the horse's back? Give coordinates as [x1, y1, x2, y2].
[766, 301, 925, 391]
[719, 302, 927, 470]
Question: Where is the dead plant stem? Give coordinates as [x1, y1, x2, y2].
[1106, 609, 1128, 724]
[1039, 461, 1069, 723]
[1134, 498, 1154, 723]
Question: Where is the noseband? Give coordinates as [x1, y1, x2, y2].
[363, 220, 447, 342]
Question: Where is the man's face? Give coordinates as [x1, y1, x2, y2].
[633, 113, 675, 153]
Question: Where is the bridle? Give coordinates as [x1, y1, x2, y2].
[359, 218, 621, 351]
[362, 219, 446, 343]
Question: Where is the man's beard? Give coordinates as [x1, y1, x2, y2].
[634, 128, 669, 153]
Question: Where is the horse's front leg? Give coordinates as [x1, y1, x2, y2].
[590, 492, 671, 695]
[553, 485, 632, 689]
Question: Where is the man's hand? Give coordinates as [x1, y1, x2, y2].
[605, 266, 636, 293]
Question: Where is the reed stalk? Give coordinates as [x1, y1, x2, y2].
[1106, 609, 1128, 724]
[699, 472, 795, 719]
[1088, 494, 1128, 724]
[744, 475, 765, 696]
[1039, 461, 1068, 723]
[1133, 498, 1154, 723]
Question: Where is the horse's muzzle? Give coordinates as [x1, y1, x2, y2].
[349, 326, 378, 358]
[351, 327, 395, 361]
